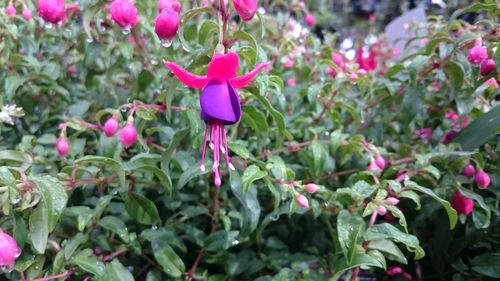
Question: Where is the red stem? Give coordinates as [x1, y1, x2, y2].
[29, 271, 72, 281]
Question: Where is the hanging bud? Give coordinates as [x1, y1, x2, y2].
[0, 230, 22, 269]
[6, 5, 16, 16]
[367, 160, 380, 171]
[295, 193, 309, 209]
[304, 13, 315, 27]
[451, 191, 474, 215]
[480, 59, 496, 76]
[56, 137, 69, 157]
[232, 0, 257, 21]
[385, 197, 400, 206]
[155, 10, 179, 40]
[375, 155, 386, 170]
[376, 205, 387, 216]
[119, 121, 138, 148]
[475, 169, 491, 189]
[109, 0, 138, 30]
[462, 164, 475, 178]
[467, 41, 488, 65]
[103, 116, 120, 137]
[22, 8, 32, 20]
[158, 0, 181, 13]
[38, 0, 65, 24]
[304, 183, 320, 194]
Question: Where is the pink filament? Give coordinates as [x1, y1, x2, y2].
[201, 122, 234, 187]
[200, 125, 209, 169]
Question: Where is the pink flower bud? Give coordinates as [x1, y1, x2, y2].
[158, 0, 181, 13]
[475, 169, 490, 189]
[283, 57, 294, 68]
[304, 183, 320, 194]
[298, 1, 306, 9]
[462, 164, 475, 178]
[385, 197, 400, 206]
[386, 266, 403, 276]
[376, 205, 387, 216]
[367, 160, 380, 171]
[110, 0, 138, 30]
[119, 122, 138, 148]
[480, 59, 496, 76]
[484, 78, 498, 88]
[295, 193, 309, 209]
[56, 137, 70, 156]
[67, 66, 77, 75]
[155, 10, 179, 40]
[22, 8, 32, 20]
[305, 13, 315, 27]
[286, 78, 296, 87]
[38, 0, 65, 24]
[0, 230, 21, 269]
[451, 191, 474, 215]
[467, 41, 488, 65]
[233, 0, 257, 22]
[349, 72, 359, 81]
[103, 116, 120, 137]
[374, 155, 386, 169]
[6, 5, 16, 16]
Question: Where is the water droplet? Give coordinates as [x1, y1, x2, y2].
[231, 240, 240, 246]
[57, 21, 63, 28]
[0, 265, 14, 273]
[9, 197, 21, 205]
[200, 165, 206, 172]
[150, 59, 158, 65]
[122, 26, 131, 35]
[44, 22, 53, 29]
[228, 163, 235, 171]
[151, 225, 159, 230]
[86, 36, 93, 43]
[270, 214, 279, 221]
[160, 39, 173, 48]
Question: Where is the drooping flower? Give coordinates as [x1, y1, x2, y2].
[22, 8, 32, 20]
[155, 10, 179, 41]
[475, 169, 490, 189]
[6, 5, 16, 16]
[376, 205, 387, 216]
[103, 116, 120, 137]
[56, 137, 70, 156]
[38, 0, 65, 24]
[119, 121, 138, 148]
[467, 41, 488, 65]
[304, 13, 315, 27]
[286, 78, 296, 87]
[304, 183, 320, 194]
[374, 155, 386, 169]
[385, 197, 399, 206]
[232, 0, 257, 22]
[109, 0, 138, 30]
[295, 193, 309, 208]
[356, 47, 377, 71]
[451, 191, 474, 215]
[480, 59, 496, 76]
[462, 164, 475, 178]
[158, 0, 181, 13]
[164, 51, 270, 186]
[0, 230, 21, 269]
[367, 160, 380, 171]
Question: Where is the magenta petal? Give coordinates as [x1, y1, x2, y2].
[230, 62, 271, 89]
[206, 51, 240, 80]
[200, 79, 241, 125]
[164, 61, 208, 89]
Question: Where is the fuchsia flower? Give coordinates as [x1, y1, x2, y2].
[484, 78, 498, 88]
[462, 164, 475, 178]
[164, 51, 270, 187]
[103, 116, 120, 137]
[445, 111, 459, 122]
[356, 47, 377, 71]
[295, 193, 309, 208]
[155, 10, 179, 41]
[386, 266, 412, 280]
[158, 0, 181, 13]
[56, 137, 70, 156]
[367, 160, 380, 171]
[0, 230, 21, 269]
[287, 78, 296, 87]
[109, 0, 138, 30]
[480, 59, 496, 76]
[451, 191, 474, 215]
[385, 197, 400, 206]
[467, 41, 488, 65]
[304, 13, 315, 27]
[475, 169, 490, 189]
[6, 5, 16, 16]
[119, 121, 138, 148]
[38, 0, 65, 24]
[233, 0, 257, 22]
[374, 155, 386, 169]
[304, 183, 319, 194]
[67, 66, 77, 75]
[376, 205, 387, 216]
[22, 8, 32, 20]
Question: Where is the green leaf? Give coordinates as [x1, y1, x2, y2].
[5, 76, 28, 99]
[405, 180, 457, 229]
[454, 105, 500, 151]
[98, 216, 130, 243]
[123, 192, 161, 225]
[153, 243, 185, 278]
[365, 223, 425, 259]
[368, 239, 407, 264]
[105, 260, 135, 281]
[75, 156, 126, 189]
[449, 3, 497, 21]
[64, 233, 88, 259]
[337, 210, 365, 265]
[242, 105, 269, 133]
[136, 107, 157, 121]
[70, 255, 106, 276]
[443, 61, 464, 91]
[471, 253, 500, 278]
[123, 162, 172, 195]
[242, 165, 267, 193]
[331, 254, 384, 281]
[29, 204, 49, 254]
[178, 6, 214, 52]
[398, 190, 421, 210]
[249, 89, 288, 137]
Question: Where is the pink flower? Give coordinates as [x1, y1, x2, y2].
[164, 51, 270, 187]
[374, 155, 386, 169]
[103, 116, 120, 137]
[484, 78, 498, 88]
[38, 0, 65, 24]
[298, 1, 306, 9]
[415, 128, 432, 140]
[356, 47, 377, 71]
[451, 191, 474, 215]
[328, 53, 346, 76]
[304, 183, 319, 194]
[158, 0, 181, 13]
[462, 164, 475, 178]
[282, 56, 294, 68]
[445, 111, 459, 121]
[475, 169, 490, 189]
[0, 230, 21, 269]
[386, 266, 403, 276]
[155, 10, 179, 40]
[480, 59, 496, 76]
[304, 13, 315, 27]
[442, 130, 458, 144]
[286, 78, 296, 87]
[385, 197, 400, 206]
[22, 8, 32, 20]
[233, 0, 257, 21]
[295, 193, 309, 208]
[56, 137, 70, 156]
[6, 5, 16, 16]
[67, 66, 77, 75]
[119, 121, 138, 148]
[110, 0, 138, 30]
[367, 160, 380, 171]
[467, 41, 488, 65]
[376, 205, 387, 216]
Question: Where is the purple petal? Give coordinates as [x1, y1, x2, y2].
[200, 79, 241, 125]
